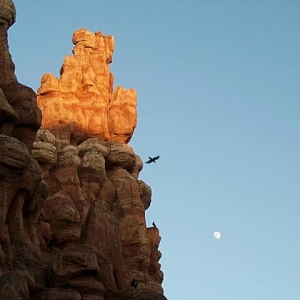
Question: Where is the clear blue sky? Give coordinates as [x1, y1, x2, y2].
[10, 1, 300, 299]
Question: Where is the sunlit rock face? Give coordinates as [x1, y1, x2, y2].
[37, 28, 137, 144]
[0, 0, 165, 298]
[34, 29, 165, 299]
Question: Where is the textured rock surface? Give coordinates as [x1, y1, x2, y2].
[0, 1, 46, 299]
[0, 0, 41, 149]
[32, 133, 165, 299]
[37, 28, 137, 144]
[0, 1, 165, 299]
[0, 0, 16, 85]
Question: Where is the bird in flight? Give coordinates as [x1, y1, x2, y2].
[145, 156, 160, 164]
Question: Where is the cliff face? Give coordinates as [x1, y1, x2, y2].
[0, 1, 165, 300]
[0, 0, 46, 298]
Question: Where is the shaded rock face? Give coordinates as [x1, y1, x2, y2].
[0, 1, 46, 299]
[37, 28, 137, 144]
[0, 0, 41, 149]
[0, 1, 165, 299]
[32, 132, 165, 299]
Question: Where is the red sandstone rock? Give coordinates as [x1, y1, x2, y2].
[0, 2, 42, 149]
[0, 1, 165, 299]
[0, 0, 17, 85]
[106, 289, 168, 300]
[37, 28, 137, 144]
[0, 7, 45, 298]
[33, 131, 163, 297]
[35, 287, 82, 300]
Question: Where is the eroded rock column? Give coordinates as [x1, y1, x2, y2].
[0, 1, 46, 298]
[37, 28, 137, 144]
[34, 28, 166, 299]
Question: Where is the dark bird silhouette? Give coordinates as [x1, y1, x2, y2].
[145, 155, 160, 164]
[131, 279, 139, 289]
[152, 221, 157, 228]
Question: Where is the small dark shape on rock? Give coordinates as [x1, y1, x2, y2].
[131, 279, 139, 289]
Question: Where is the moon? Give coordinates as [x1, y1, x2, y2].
[213, 231, 221, 239]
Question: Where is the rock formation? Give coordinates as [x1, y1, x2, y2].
[0, 0, 46, 298]
[37, 28, 137, 144]
[32, 133, 165, 300]
[0, 1, 165, 299]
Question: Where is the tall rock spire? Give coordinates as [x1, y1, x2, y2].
[34, 28, 166, 300]
[0, 0, 16, 85]
[37, 28, 137, 144]
[0, 0, 41, 148]
[0, 2, 46, 298]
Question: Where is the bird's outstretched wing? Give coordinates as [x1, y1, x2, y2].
[145, 155, 160, 164]
[145, 157, 153, 164]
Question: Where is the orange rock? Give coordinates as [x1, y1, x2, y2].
[37, 28, 137, 144]
[0, 2, 166, 297]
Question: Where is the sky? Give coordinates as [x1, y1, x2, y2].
[9, 1, 300, 299]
